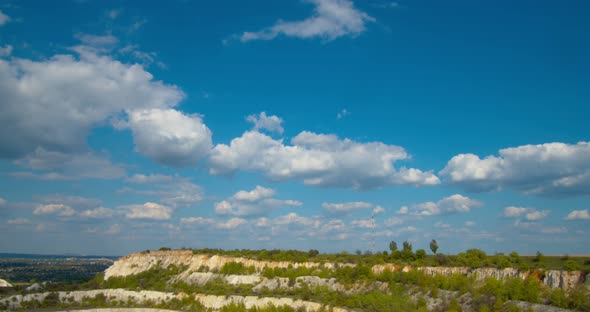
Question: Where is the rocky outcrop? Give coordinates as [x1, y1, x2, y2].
[372, 265, 588, 290]
[506, 301, 573, 312]
[0, 289, 350, 312]
[104, 250, 352, 280]
[104, 251, 588, 291]
[194, 294, 349, 312]
[0, 278, 12, 288]
[252, 275, 389, 295]
[169, 271, 261, 286]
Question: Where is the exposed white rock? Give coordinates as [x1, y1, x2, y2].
[194, 294, 349, 312]
[170, 271, 261, 286]
[104, 251, 588, 291]
[0, 289, 350, 312]
[0, 278, 13, 288]
[372, 264, 588, 290]
[104, 250, 351, 280]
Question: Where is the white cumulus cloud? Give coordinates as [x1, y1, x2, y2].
[406, 194, 482, 216]
[215, 186, 302, 217]
[246, 112, 284, 134]
[123, 202, 172, 220]
[322, 201, 372, 214]
[440, 141, 590, 197]
[126, 174, 174, 184]
[525, 210, 550, 221]
[239, 0, 374, 42]
[80, 207, 117, 219]
[503, 206, 549, 221]
[503, 206, 531, 218]
[33, 204, 76, 217]
[209, 131, 439, 189]
[0, 48, 185, 159]
[123, 109, 212, 167]
[565, 209, 590, 221]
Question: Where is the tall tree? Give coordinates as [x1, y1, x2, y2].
[430, 239, 439, 254]
[389, 241, 398, 253]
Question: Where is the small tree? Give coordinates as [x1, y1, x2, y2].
[534, 251, 544, 263]
[416, 249, 427, 260]
[402, 240, 413, 253]
[307, 249, 319, 258]
[389, 241, 398, 253]
[429, 239, 439, 254]
[401, 240, 414, 261]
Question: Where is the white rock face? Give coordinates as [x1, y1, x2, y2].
[170, 271, 261, 286]
[252, 276, 389, 295]
[0, 278, 13, 288]
[104, 250, 351, 280]
[0, 289, 349, 312]
[372, 264, 588, 290]
[104, 251, 588, 291]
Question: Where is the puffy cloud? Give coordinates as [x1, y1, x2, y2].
[0, 44, 12, 57]
[503, 206, 530, 218]
[209, 131, 439, 189]
[351, 218, 375, 228]
[126, 174, 174, 184]
[123, 109, 212, 167]
[372, 205, 385, 215]
[0, 10, 10, 26]
[0, 48, 185, 159]
[215, 186, 302, 217]
[406, 194, 482, 216]
[33, 204, 76, 217]
[123, 202, 172, 220]
[503, 206, 549, 221]
[180, 217, 216, 226]
[239, 0, 374, 42]
[12, 148, 125, 180]
[440, 141, 590, 197]
[37, 194, 101, 209]
[180, 217, 247, 230]
[246, 112, 284, 134]
[79, 207, 117, 219]
[322, 201, 371, 214]
[525, 210, 550, 221]
[0, 198, 6, 205]
[216, 218, 247, 229]
[273, 212, 321, 228]
[396, 206, 409, 215]
[565, 209, 590, 221]
[464, 221, 476, 227]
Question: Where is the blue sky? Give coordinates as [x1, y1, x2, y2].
[0, 0, 588, 256]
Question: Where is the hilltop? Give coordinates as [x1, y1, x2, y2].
[1, 248, 589, 311]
